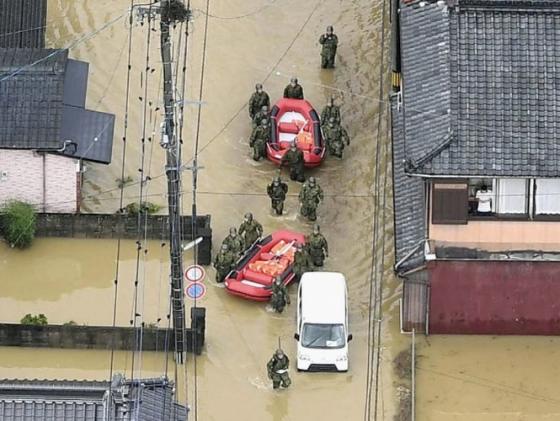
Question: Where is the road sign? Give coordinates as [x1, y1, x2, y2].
[185, 282, 206, 300]
[184, 265, 205, 282]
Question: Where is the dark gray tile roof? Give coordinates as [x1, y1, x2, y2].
[0, 0, 47, 48]
[0, 49, 115, 164]
[399, 0, 560, 177]
[391, 94, 426, 272]
[0, 376, 187, 421]
[0, 48, 67, 150]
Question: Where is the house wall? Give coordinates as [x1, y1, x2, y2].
[429, 220, 560, 250]
[428, 260, 560, 335]
[0, 150, 78, 213]
[428, 183, 560, 250]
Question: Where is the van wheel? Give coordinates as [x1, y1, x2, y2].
[296, 368, 302, 372]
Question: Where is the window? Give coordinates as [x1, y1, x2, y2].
[468, 178, 495, 216]
[301, 323, 345, 349]
[535, 179, 560, 215]
[495, 179, 528, 215]
[432, 181, 468, 225]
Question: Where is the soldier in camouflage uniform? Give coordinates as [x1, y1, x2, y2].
[267, 348, 291, 389]
[323, 117, 350, 158]
[308, 224, 329, 267]
[283, 77, 304, 99]
[281, 144, 305, 182]
[252, 104, 270, 128]
[298, 177, 324, 221]
[213, 243, 236, 283]
[249, 118, 271, 161]
[319, 26, 338, 69]
[248, 83, 270, 119]
[292, 243, 313, 282]
[221, 227, 244, 258]
[238, 212, 263, 249]
[267, 176, 289, 215]
[270, 276, 290, 313]
[321, 96, 341, 125]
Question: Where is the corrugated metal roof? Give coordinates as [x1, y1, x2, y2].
[0, 0, 47, 48]
[398, 0, 560, 177]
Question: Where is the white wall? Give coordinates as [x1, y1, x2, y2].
[0, 150, 79, 213]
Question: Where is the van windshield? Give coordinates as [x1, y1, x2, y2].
[301, 323, 345, 349]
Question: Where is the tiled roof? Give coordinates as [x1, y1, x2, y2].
[391, 94, 426, 272]
[0, 0, 47, 48]
[0, 376, 187, 421]
[398, 0, 560, 177]
[0, 48, 115, 164]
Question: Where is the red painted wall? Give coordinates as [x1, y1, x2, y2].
[428, 260, 560, 335]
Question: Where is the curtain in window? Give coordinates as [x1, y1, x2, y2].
[496, 179, 526, 214]
[535, 179, 560, 215]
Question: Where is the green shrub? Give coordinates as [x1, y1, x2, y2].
[116, 176, 133, 189]
[124, 202, 161, 215]
[21, 313, 48, 326]
[63, 320, 77, 326]
[0, 201, 36, 248]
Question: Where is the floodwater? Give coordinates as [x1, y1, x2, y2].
[0, 0, 557, 420]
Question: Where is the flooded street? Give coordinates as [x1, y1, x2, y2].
[0, 0, 558, 420]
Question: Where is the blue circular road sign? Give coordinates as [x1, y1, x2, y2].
[185, 282, 206, 299]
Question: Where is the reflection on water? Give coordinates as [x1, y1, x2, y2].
[0, 0, 555, 420]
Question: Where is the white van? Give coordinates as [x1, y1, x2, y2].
[294, 272, 352, 372]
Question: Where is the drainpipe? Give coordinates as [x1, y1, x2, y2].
[391, 0, 401, 92]
[42, 153, 46, 213]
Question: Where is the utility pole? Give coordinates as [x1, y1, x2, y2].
[158, 0, 189, 363]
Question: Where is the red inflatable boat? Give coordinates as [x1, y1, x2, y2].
[224, 230, 305, 301]
[267, 98, 325, 168]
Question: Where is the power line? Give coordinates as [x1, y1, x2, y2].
[190, 0, 211, 417]
[193, 0, 276, 20]
[0, 11, 127, 83]
[130, 3, 155, 395]
[108, 0, 137, 398]
[364, 0, 389, 418]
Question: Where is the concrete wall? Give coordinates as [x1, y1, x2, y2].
[428, 260, 560, 335]
[35, 213, 213, 265]
[0, 308, 206, 354]
[0, 150, 78, 213]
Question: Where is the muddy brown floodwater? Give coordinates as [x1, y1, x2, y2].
[0, 0, 558, 420]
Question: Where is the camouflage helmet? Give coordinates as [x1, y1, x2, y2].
[255, 83, 263, 91]
[308, 176, 316, 185]
[290, 143, 297, 150]
[290, 76, 298, 84]
[244, 212, 253, 221]
[313, 223, 320, 234]
[273, 177, 280, 185]
[229, 227, 237, 236]
[327, 25, 334, 33]
[221, 243, 229, 251]
[261, 104, 269, 112]
[328, 116, 336, 125]
[261, 117, 269, 126]
[276, 348, 284, 358]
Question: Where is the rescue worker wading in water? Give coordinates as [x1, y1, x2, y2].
[267, 347, 291, 389]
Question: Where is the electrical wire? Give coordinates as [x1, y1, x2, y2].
[0, 11, 127, 83]
[130, 3, 155, 394]
[364, 0, 389, 419]
[190, 0, 211, 417]
[108, 0, 137, 400]
[193, 0, 275, 20]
